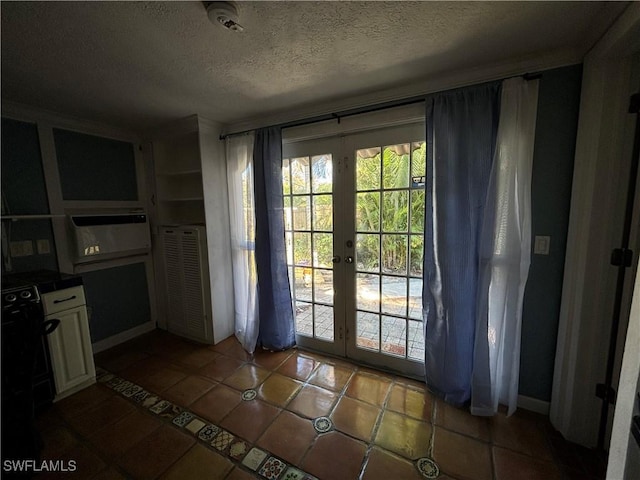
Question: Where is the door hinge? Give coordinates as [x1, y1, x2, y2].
[339, 327, 343, 340]
[611, 248, 633, 267]
[345, 328, 350, 341]
[595, 383, 616, 405]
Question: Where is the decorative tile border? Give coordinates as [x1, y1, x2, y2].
[98, 370, 318, 479]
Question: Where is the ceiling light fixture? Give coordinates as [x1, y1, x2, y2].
[206, 1, 244, 32]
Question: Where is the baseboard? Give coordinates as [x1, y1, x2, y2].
[92, 321, 156, 353]
[518, 394, 551, 415]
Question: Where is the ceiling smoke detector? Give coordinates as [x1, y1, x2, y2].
[206, 1, 244, 32]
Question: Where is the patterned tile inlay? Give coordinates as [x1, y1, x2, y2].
[312, 416, 333, 433]
[229, 440, 249, 460]
[242, 447, 268, 471]
[212, 430, 235, 452]
[259, 456, 287, 479]
[172, 411, 194, 427]
[198, 424, 220, 442]
[185, 418, 206, 435]
[242, 389, 257, 401]
[99, 370, 318, 480]
[416, 457, 440, 479]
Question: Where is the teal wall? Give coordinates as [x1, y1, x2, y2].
[519, 64, 583, 401]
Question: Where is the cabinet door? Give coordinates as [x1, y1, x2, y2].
[47, 306, 96, 396]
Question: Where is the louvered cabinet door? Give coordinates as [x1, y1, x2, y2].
[162, 228, 186, 335]
[180, 229, 207, 340]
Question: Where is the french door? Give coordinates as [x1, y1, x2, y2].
[282, 123, 426, 377]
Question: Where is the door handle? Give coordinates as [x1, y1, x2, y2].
[345, 256, 354, 264]
[332, 256, 341, 263]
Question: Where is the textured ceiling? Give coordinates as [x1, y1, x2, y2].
[0, 1, 629, 133]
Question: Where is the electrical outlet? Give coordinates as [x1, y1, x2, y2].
[9, 240, 34, 257]
[37, 239, 50, 254]
[534, 236, 550, 255]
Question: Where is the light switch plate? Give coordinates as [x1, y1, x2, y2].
[534, 236, 550, 255]
[10, 240, 34, 257]
[37, 239, 50, 254]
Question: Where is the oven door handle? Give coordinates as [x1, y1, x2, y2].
[53, 295, 76, 304]
[42, 319, 60, 336]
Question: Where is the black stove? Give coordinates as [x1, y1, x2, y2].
[1, 280, 59, 469]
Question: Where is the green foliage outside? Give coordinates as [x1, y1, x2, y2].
[283, 142, 426, 282]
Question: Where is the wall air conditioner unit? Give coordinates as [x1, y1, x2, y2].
[69, 214, 151, 264]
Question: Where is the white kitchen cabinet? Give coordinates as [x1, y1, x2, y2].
[42, 285, 96, 400]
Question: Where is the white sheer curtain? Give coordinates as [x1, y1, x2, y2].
[471, 77, 539, 416]
[226, 133, 259, 354]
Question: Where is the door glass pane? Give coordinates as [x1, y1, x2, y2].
[313, 233, 333, 267]
[294, 232, 311, 266]
[356, 311, 379, 351]
[357, 273, 379, 312]
[291, 157, 310, 194]
[410, 190, 425, 233]
[408, 319, 425, 360]
[382, 316, 406, 357]
[409, 278, 423, 320]
[283, 158, 291, 195]
[381, 234, 407, 274]
[409, 235, 423, 277]
[295, 301, 313, 336]
[356, 234, 379, 272]
[381, 276, 407, 316]
[411, 141, 426, 178]
[356, 147, 381, 190]
[356, 192, 380, 232]
[312, 155, 332, 193]
[314, 269, 333, 305]
[313, 194, 332, 231]
[382, 191, 408, 232]
[383, 144, 410, 189]
[314, 305, 334, 341]
[292, 196, 311, 230]
[294, 266, 312, 302]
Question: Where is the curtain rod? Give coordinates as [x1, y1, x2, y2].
[219, 72, 542, 141]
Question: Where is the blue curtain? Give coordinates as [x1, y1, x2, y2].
[253, 127, 296, 351]
[422, 82, 501, 406]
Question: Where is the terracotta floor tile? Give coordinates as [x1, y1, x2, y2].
[198, 355, 245, 381]
[160, 443, 234, 480]
[117, 424, 195, 480]
[434, 399, 490, 442]
[209, 336, 251, 361]
[433, 427, 493, 480]
[39, 443, 106, 480]
[66, 395, 135, 437]
[287, 384, 338, 419]
[493, 446, 563, 480]
[345, 372, 391, 407]
[162, 375, 216, 406]
[491, 410, 554, 461]
[136, 365, 188, 393]
[40, 425, 78, 460]
[256, 372, 302, 407]
[386, 383, 433, 421]
[223, 363, 271, 391]
[97, 350, 149, 373]
[172, 347, 221, 370]
[221, 398, 281, 443]
[225, 467, 258, 480]
[55, 384, 114, 420]
[309, 363, 354, 392]
[331, 396, 381, 442]
[276, 353, 319, 381]
[190, 384, 242, 423]
[302, 431, 367, 480]
[362, 447, 425, 480]
[374, 410, 431, 460]
[257, 410, 317, 465]
[118, 356, 169, 383]
[252, 348, 293, 370]
[88, 410, 162, 459]
[90, 467, 128, 480]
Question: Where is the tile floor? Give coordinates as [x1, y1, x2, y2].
[33, 330, 608, 479]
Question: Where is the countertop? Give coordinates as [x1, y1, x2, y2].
[2, 270, 83, 294]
